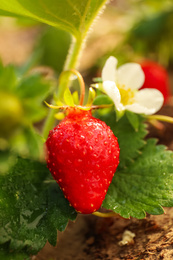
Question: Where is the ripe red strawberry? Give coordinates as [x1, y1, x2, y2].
[140, 61, 171, 103]
[46, 107, 120, 214]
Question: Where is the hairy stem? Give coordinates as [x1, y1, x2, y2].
[57, 35, 84, 99]
[42, 35, 85, 139]
[42, 0, 110, 139]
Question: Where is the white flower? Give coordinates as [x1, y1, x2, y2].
[101, 56, 164, 115]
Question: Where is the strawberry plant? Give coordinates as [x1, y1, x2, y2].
[0, 1, 173, 259]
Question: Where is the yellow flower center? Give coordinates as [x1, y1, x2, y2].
[118, 85, 135, 106]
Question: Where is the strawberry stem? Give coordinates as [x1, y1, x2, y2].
[92, 211, 123, 218]
[59, 69, 85, 106]
[146, 115, 173, 124]
[57, 35, 84, 100]
[73, 69, 85, 106]
[42, 36, 84, 139]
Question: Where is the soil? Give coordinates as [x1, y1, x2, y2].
[33, 100, 173, 260]
[34, 209, 173, 260]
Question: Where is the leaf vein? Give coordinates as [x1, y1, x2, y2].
[66, 0, 82, 19]
[38, 0, 78, 35]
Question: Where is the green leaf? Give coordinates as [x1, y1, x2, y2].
[22, 100, 48, 123]
[103, 139, 173, 219]
[87, 87, 96, 105]
[93, 94, 113, 106]
[16, 74, 51, 101]
[63, 87, 74, 107]
[72, 91, 79, 105]
[16, 72, 53, 124]
[96, 111, 147, 168]
[125, 110, 139, 131]
[93, 95, 113, 116]
[23, 127, 45, 159]
[0, 63, 52, 142]
[9, 126, 45, 160]
[0, 157, 77, 256]
[0, 0, 109, 38]
[0, 248, 30, 260]
[115, 109, 125, 121]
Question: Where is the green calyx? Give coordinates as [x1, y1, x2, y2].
[45, 69, 113, 119]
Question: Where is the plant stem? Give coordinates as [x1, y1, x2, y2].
[92, 211, 123, 218]
[42, 35, 85, 139]
[57, 35, 84, 99]
[58, 69, 85, 106]
[147, 115, 173, 124]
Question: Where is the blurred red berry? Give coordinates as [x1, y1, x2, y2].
[140, 61, 171, 103]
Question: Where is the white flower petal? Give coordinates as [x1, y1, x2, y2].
[103, 81, 123, 111]
[125, 88, 164, 115]
[125, 103, 156, 115]
[136, 88, 164, 114]
[102, 56, 118, 82]
[117, 63, 145, 90]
